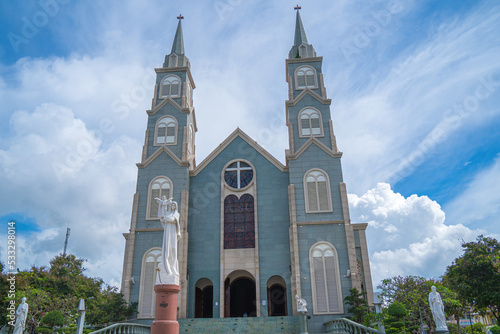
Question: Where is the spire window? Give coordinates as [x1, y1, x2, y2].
[304, 169, 332, 213]
[298, 108, 323, 137]
[295, 66, 317, 89]
[160, 75, 181, 98]
[155, 116, 177, 145]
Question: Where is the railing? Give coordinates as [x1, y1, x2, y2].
[324, 318, 382, 334]
[88, 323, 151, 334]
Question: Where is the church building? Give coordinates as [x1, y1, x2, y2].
[121, 9, 374, 333]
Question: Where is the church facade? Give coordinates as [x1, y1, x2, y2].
[121, 10, 374, 332]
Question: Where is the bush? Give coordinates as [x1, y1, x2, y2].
[41, 310, 64, 328]
[448, 323, 460, 334]
[37, 327, 54, 334]
[387, 302, 407, 318]
[490, 326, 500, 334]
[465, 323, 486, 334]
[55, 327, 76, 334]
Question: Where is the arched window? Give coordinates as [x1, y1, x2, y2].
[224, 194, 255, 249]
[155, 116, 177, 145]
[160, 75, 181, 98]
[310, 242, 343, 314]
[148, 176, 173, 219]
[304, 169, 332, 213]
[298, 108, 323, 137]
[139, 248, 161, 318]
[296, 66, 317, 89]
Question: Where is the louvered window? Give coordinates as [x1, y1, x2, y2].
[155, 116, 177, 145]
[160, 75, 181, 98]
[305, 170, 332, 212]
[296, 66, 317, 89]
[311, 244, 342, 314]
[299, 109, 322, 137]
[148, 177, 172, 218]
[139, 249, 161, 318]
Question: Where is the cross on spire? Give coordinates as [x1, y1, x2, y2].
[294, 5, 301, 10]
[177, 14, 184, 20]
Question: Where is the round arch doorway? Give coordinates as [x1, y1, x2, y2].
[224, 271, 256, 317]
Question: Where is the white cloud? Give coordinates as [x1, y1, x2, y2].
[0, 103, 141, 285]
[349, 183, 482, 287]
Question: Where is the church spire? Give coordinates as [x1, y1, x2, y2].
[288, 6, 316, 59]
[163, 15, 190, 68]
[293, 6, 308, 47]
[171, 15, 185, 55]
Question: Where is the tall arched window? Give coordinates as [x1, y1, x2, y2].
[298, 108, 323, 137]
[310, 242, 343, 314]
[155, 116, 177, 145]
[160, 75, 181, 98]
[296, 66, 317, 89]
[304, 169, 332, 213]
[148, 176, 173, 218]
[139, 248, 161, 318]
[224, 194, 255, 249]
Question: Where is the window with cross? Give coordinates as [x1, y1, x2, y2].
[224, 161, 254, 190]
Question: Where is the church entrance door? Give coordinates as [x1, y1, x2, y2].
[228, 277, 256, 317]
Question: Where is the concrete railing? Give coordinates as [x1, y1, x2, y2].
[88, 323, 151, 334]
[324, 318, 381, 334]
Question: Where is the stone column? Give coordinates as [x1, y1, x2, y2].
[151, 284, 181, 334]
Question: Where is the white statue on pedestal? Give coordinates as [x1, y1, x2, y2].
[429, 286, 447, 331]
[154, 196, 181, 284]
[13, 297, 28, 334]
[295, 295, 308, 313]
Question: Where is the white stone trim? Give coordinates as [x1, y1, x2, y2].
[309, 241, 344, 315]
[303, 168, 333, 213]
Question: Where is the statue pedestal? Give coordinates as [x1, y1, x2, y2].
[151, 284, 181, 334]
[299, 313, 308, 334]
[436, 329, 449, 334]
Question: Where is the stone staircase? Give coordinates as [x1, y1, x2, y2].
[178, 316, 300, 333]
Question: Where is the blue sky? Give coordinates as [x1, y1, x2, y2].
[0, 0, 499, 288]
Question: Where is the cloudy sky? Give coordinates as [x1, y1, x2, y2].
[0, 0, 499, 289]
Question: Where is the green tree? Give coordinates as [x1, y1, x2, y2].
[384, 302, 418, 334]
[0, 254, 136, 333]
[490, 325, 500, 334]
[344, 288, 369, 323]
[41, 310, 64, 329]
[444, 236, 500, 324]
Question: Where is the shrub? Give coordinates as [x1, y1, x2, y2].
[41, 310, 64, 328]
[490, 326, 500, 334]
[37, 326, 54, 334]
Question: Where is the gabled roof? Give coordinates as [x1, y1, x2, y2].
[147, 96, 191, 116]
[191, 128, 288, 176]
[287, 136, 342, 161]
[137, 146, 189, 169]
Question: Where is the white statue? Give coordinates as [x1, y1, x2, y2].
[429, 286, 447, 330]
[155, 195, 172, 219]
[13, 297, 28, 334]
[155, 198, 181, 284]
[295, 295, 308, 313]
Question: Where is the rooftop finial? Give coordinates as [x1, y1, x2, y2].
[294, 5, 301, 11]
[177, 14, 184, 20]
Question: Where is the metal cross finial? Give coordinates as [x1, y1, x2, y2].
[177, 14, 184, 20]
[294, 5, 301, 10]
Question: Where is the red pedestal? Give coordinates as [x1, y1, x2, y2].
[151, 284, 181, 334]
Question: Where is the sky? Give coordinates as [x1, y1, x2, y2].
[0, 0, 499, 290]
